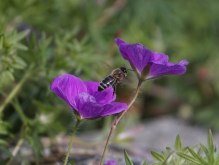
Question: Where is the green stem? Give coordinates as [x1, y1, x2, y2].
[99, 80, 143, 165]
[6, 136, 25, 165]
[64, 119, 81, 165]
[0, 64, 34, 113]
[12, 98, 28, 124]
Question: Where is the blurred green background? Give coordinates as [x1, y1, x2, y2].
[0, 0, 219, 163]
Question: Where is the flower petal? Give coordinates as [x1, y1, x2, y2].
[75, 92, 127, 119]
[115, 38, 153, 72]
[147, 59, 189, 79]
[84, 81, 116, 104]
[152, 52, 169, 64]
[115, 38, 130, 61]
[75, 92, 102, 118]
[104, 160, 117, 165]
[50, 74, 87, 109]
[116, 39, 189, 80]
[99, 102, 127, 117]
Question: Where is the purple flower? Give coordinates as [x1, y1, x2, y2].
[115, 38, 189, 80]
[104, 160, 117, 165]
[50, 74, 127, 119]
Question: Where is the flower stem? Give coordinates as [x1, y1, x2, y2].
[0, 64, 34, 113]
[99, 80, 143, 165]
[64, 119, 81, 165]
[6, 136, 25, 165]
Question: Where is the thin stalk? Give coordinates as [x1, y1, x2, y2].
[12, 98, 28, 124]
[6, 136, 25, 165]
[0, 64, 34, 113]
[99, 80, 143, 165]
[64, 119, 81, 165]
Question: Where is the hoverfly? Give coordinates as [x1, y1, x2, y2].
[98, 67, 128, 95]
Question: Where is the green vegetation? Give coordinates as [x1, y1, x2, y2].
[0, 0, 219, 164]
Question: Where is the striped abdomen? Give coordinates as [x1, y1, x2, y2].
[98, 75, 116, 91]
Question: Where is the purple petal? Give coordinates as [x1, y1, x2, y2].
[84, 81, 116, 104]
[114, 38, 126, 46]
[115, 38, 130, 61]
[147, 59, 189, 79]
[75, 93, 127, 119]
[104, 160, 117, 165]
[75, 92, 104, 118]
[115, 38, 153, 72]
[50, 74, 87, 109]
[179, 59, 189, 66]
[152, 52, 169, 64]
[99, 102, 127, 117]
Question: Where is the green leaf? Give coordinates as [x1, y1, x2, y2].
[151, 151, 165, 162]
[163, 151, 175, 165]
[182, 146, 188, 153]
[188, 147, 209, 165]
[174, 134, 182, 151]
[11, 29, 30, 42]
[200, 143, 210, 161]
[162, 151, 167, 158]
[197, 147, 202, 156]
[0, 139, 8, 146]
[142, 160, 148, 165]
[0, 18, 7, 35]
[208, 130, 214, 151]
[151, 163, 161, 165]
[208, 130, 214, 153]
[207, 129, 214, 163]
[0, 127, 9, 135]
[124, 150, 134, 165]
[200, 143, 209, 155]
[3, 71, 14, 81]
[69, 160, 75, 165]
[12, 56, 27, 69]
[166, 147, 172, 153]
[177, 152, 200, 164]
[14, 42, 28, 50]
[0, 121, 11, 136]
[214, 155, 219, 165]
[0, 146, 13, 157]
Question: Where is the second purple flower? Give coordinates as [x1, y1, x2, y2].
[115, 38, 188, 80]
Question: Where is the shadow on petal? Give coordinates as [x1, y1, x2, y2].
[84, 82, 116, 104]
[75, 93, 127, 119]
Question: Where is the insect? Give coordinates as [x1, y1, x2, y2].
[98, 67, 128, 95]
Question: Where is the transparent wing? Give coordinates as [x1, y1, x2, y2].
[96, 61, 114, 81]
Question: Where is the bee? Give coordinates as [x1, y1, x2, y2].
[98, 67, 128, 95]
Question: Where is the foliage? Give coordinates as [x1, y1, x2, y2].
[124, 130, 219, 165]
[0, 18, 28, 83]
[0, 0, 219, 164]
[151, 130, 219, 165]
[124, 150, 147, 165]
